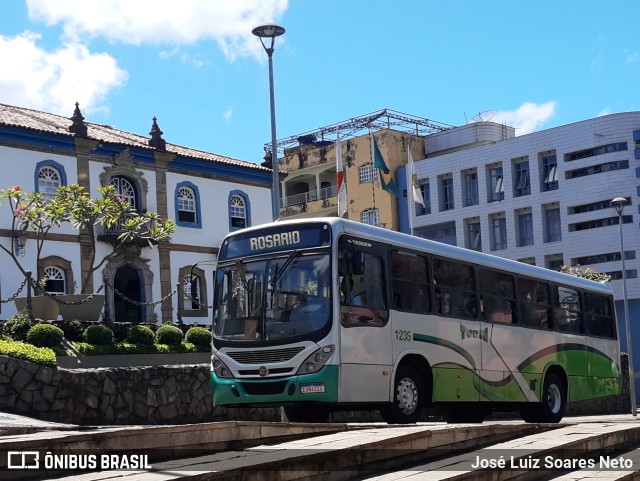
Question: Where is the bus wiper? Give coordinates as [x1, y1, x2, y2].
[270, 250, 300, 289]
[234, 259, 251, 292]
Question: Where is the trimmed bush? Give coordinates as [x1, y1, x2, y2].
[58, 320, 84, 342]
[83, 325, 114, 346]
[2, 310, 34, 341]
[185, 327, 211, 346]
[0, 339, 56, 366]
[156, 324, 184, 346]
[126, 325, 155, 345]
[26, 323, 65, 348]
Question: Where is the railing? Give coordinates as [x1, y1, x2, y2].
[281, 184, 338, 207]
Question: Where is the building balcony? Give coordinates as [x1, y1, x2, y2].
[280, 184, 338, 218]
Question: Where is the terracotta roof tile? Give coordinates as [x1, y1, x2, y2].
[0, 102, 269, 172]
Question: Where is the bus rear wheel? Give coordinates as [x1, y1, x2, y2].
[381, 365, 424, 424]
[284, 406, 329, 423]
[520, 373, 566, 423]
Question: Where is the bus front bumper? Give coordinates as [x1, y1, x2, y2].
[211, 365, 339, 406]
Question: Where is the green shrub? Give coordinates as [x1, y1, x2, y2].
[126, 325, 155, 345]
[26, 323, 65, 348]
[185, 327, 211, 346]
[2, 310, 35, 341]
[156, 324, 184, 345]
[59, 320, 84, 342]
[0, 339, 56, 366]
[83, 325, 114, 346]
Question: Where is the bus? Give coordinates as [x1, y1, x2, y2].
[210, 217, 620, 424]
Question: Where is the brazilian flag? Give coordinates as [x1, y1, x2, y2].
[372, 135, 398, 196]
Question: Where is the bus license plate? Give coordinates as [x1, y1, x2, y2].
[300, 383, 325, 394]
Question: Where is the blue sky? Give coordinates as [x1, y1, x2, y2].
[0, 0, 638, 164]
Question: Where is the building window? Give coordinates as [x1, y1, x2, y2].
[513, 161, 530, 197]
[490, 214, 507, 251]
[34, 160, 67, 200]
[566, 160, 629, 179]
[110, 176, 137, 210]
[440, 175, 454, 211]
[358, 163, 378, 184]
[517, 211, 534, 247]
[463, 171, 479, 206]
[568, 215, 633, 232]
[465, 220, 481, 251]
[175, 182, 202, 228]
[544, 207, 562, 242]
[183, 274, 201, 310]
[569, 198, 630, 215]
[230, 194, 247, 229]
[541, 154, 558, 191]
[565, 142, 627, 161]
[43, 266, 65, 294]
[573, 250, 635, 266]
[178, 265, 209, 317]
[416, 221, 457, 246]
[488, 166, 504, 202]
[546, 255, 564, 271]
[421, 182, 431, 215]
[361, 208, 380, 226]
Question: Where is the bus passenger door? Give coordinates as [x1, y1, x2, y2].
[338, 243, 393, 403]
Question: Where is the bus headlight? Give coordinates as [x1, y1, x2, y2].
[296, 345, 335, 375]
[211, 355, 233, 379]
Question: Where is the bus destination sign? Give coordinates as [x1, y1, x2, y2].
[220, 223, 332, 260]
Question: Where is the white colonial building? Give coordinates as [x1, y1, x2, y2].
[0, 102, 272, 324]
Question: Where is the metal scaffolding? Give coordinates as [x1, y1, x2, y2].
[265, 108, 453, 154]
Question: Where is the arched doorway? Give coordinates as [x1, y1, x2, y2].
[114, 265, 143, 323]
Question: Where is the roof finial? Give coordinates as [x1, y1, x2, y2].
[148, 116, 166, 150]
[69, 102, 88, 137]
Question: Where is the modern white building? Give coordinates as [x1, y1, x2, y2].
[0, 102, 273, 324]
[397, 112, 640, 390]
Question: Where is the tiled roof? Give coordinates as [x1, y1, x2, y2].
[0, 102, 269, 172]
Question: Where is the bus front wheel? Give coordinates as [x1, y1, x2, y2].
[521, 373, 566, 423]
[381, 365, 424, 424]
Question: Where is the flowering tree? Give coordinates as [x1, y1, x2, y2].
[0, 184, 176, 293]
[558, 265, 612, 283]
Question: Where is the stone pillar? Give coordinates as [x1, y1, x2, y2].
[74, 137, 100, 293]
[154, 151, 176, 324]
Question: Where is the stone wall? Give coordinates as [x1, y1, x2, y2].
[0, 354, 630, 425]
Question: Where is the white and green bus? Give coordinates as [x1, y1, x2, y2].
[211, 217, 620, 424]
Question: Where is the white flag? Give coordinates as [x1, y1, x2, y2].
[336, 134, 347, 217]
[408, 149, 425, 206]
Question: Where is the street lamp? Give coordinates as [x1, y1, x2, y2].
[253, 23, 285, 221]
[612, 196, 636, 416]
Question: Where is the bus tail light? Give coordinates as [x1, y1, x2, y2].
[296, 345, 335, 375]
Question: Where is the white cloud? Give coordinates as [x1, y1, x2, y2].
[223, 107, 233, 121]
[597, 107, 612, 117]
[26, 0, 289, 60]
[0, 31, 127, 114]
[490, 101, 557, 135]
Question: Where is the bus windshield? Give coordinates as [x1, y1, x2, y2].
[213, 253, 331, 342]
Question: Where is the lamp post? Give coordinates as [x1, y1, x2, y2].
[612, 196, 636, 416]
[253, 23, 285, 221]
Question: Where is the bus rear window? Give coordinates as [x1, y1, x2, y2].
[584, 292, 616, 339]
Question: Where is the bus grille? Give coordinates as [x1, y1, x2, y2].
[227, 346, 305, 364]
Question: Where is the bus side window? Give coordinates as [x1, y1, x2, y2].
[433, 258, 476, 319]
[553, 286, 583, 334]
[478, 269, 516, 324]
[584, 292, 616, 338]
[517, 278, 552, 330]
[391, 251, 430, 314]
